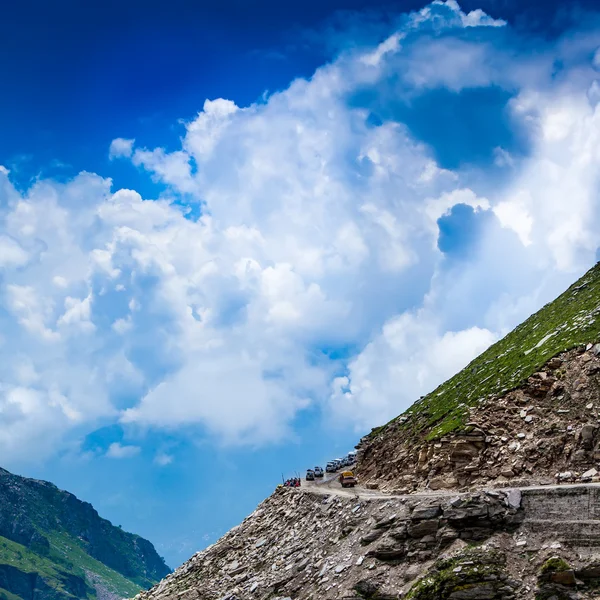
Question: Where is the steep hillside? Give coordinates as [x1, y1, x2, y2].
[0, 467, 170, 600]
[372, 262, 600, 442]
[357, 261, 600, 491]
[133, 485, 600, 600]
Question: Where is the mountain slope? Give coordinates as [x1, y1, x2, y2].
[0, 467, 170, 600]
[355, 261, 600, 491]
[372, 261, 600, 441]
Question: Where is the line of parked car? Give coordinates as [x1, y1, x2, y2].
[305, 451, 357, 481]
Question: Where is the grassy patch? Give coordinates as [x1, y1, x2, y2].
[0, 535, 61, 582]
[46, 532, 142, 599]
[405, 548, 507, 599]
[373, 262, 600, 441]
[540, 557, 570, 574]
[0, 531, 143, 600]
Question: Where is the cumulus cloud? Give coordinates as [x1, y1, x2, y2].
[106, 442, 141, 459]
[0, 235, 29, 268]
[1, 1, 600, 461]
[109, 138, 135, 159]
[330, 312, 497, 429]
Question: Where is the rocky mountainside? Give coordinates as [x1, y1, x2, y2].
[0, 467, 170, 600]
[131, 262, 600, 600]
[356, 262, 600, 492]
[357, 344, 600, 493]
[133, 484, 600, 599]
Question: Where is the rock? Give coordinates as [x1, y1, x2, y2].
[408, 519, 439, 538]
[505, 489, 522, 509]
[576, 562, 600, 579]
[437, 526, 459, 544]
[227, 560, 240, 572]
[411, 505, 441, 520]
[404, 564, 422, 581]
[374, 514, 397, 529]
[581, 424, 597, 441]
[389, 524, 408, 541]
[360, 529, 384, 545]
[450, 441, 481, 463]
[366, 542, 406, 560]
[353, 579, 379, 598]
[549, 570, 576, 585]
[428, 475, 458, 490]
[295, 558, 309, 572]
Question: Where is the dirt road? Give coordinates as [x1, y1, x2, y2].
[301, 472, 600, 501]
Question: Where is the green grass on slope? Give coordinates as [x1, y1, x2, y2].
[0, 532, 142, 600]
[375, 262, 600, 441]
[0, 535, 63, 583]
[47, 532, 143, 599]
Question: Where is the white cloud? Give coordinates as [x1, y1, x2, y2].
[493, 195, 533, 246]
[330, 311, 497, 429]
[57, 294, 95, 333]
[361, 33, 404, 67]
[0, 235, 29, 268]
[106, 442, 141, 459]
[109, 138, 135, 159]
[1, 2, 600, 462]
[154, 452, 173, 466]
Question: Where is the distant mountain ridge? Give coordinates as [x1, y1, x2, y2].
[0, 467, 170, 600]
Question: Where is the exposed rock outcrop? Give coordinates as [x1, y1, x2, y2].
[133, 485, 600, 600]
[357, 346, 600, 493]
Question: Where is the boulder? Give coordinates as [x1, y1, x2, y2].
[360, 530, 384, 545]
[408, 519, 439, 538]
[366, 542, 406, 561]
[411, 505, 441, 520]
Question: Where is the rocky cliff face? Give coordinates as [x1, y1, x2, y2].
[0, 467, 170, 600]
[357, 344, 600, 493]
[133, 485, 600, 599]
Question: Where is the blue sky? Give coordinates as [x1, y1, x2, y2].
[2, 0, 600, 569]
